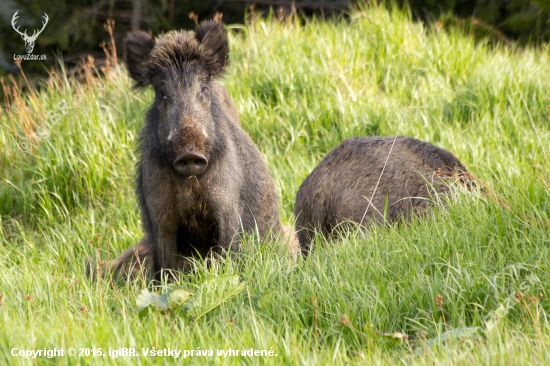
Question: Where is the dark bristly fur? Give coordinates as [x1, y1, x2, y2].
[85, 236, 153, 281]
[120, 20, 281, 279]
[90, 225, 300, 281]
[294, 136, 471, 256]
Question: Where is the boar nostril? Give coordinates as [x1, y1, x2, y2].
[173, 152, 208, 176]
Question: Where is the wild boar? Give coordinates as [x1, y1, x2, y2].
[294, 136, 471, 255]
[124, 20, 282, 278]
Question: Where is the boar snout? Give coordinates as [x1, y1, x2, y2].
[173, 152, 208, 176]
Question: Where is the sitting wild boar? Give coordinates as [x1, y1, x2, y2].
[294, 136, 473, 256]
[123, 20, 282, 278]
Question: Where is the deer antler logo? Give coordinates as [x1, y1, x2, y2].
[11, 11, 49, 54]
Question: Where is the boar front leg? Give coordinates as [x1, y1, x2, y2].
[152, 222, 180, 279]
[215, 209, 243, 254]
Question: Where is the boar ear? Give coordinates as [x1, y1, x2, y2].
[195, 20, 229, 78]
[124, 31, 155, 87]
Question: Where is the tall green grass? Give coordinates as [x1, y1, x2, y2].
[0, 5, 549, 365]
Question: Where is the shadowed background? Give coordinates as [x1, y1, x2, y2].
[1, 0, 550, 85]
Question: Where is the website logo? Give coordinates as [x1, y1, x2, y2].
[11, 11, 48, 61]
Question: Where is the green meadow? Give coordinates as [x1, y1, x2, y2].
[0, 5, 549, 365]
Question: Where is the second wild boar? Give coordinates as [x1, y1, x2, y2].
[294, 136, 472, 256]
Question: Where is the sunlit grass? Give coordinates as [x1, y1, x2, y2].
[0, 5, 549, 365]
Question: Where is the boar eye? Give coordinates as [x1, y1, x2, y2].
[160, 90, 167, 99]
[200, 85, 207, 94]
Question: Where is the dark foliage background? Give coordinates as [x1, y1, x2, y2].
[394, 0, 550, 44]
[0, 0, 549, 83]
